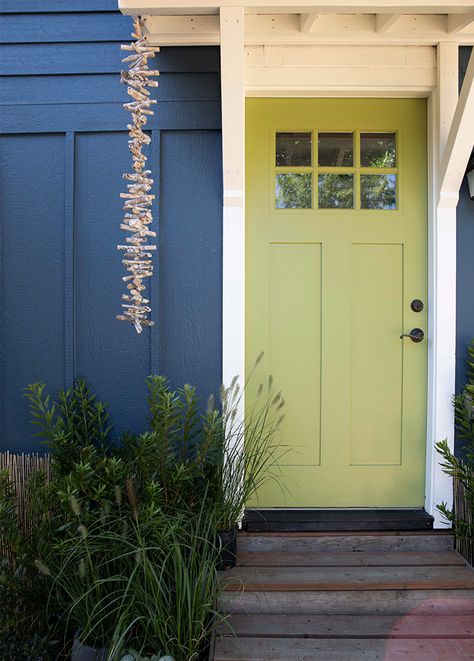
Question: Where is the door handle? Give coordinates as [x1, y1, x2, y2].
[400, 328, 424, 343]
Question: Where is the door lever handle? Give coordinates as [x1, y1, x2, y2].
[400, 328, 424, 343]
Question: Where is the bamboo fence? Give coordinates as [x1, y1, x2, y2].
[0, 451, 51, 560]
[453, 477, 474, 566]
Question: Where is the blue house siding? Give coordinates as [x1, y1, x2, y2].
[0, 3, 222, 453]
[456, 46, 474, 415]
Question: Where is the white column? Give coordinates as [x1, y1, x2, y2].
[425, 42, 458, 526]
[220, 6, 245, 392]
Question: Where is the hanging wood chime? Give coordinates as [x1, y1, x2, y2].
[116, 17, 159, 333]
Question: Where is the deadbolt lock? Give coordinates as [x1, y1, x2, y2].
[411, 299, 424, 313]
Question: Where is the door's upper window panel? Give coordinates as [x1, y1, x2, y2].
[276, 173, 312, 209]
[318, 133, 353, 167]
[276, 132, 312, 167]
[360, 133, 396, 168]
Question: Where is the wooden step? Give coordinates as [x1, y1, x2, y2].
[237, 532, 454, 554]
[218, 613, 474, 639]
[237, 550, 464, 567]
[213, 636, 474, 660]
[243, 508, 434, 532]
[222, 565, 474, 592]
[219, 589, 474, 615]
[214, 531, 472, 660]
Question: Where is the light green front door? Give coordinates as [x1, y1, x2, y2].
[246, 98, 427, 507]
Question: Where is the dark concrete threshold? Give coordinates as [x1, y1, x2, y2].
[242, 509, 435, 532]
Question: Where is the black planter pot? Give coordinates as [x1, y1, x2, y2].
[217, 526, 238, 570]
[71, 634, 108, 661]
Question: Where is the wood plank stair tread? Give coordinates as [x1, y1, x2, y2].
[221, 565, 474, 591]
[218, 613, 474, 638]
[237, 550, 464, 567]
[237, 532, 454, 553]
[219, 588, 474, 615]
[213, 636, 474, 661]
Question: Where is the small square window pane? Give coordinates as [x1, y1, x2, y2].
[276, 173, 312, 209]
[276, 132, 312, 166]
[361, 174, 397, 210]
[318, 133, 353, 167]
[361, 133, 396, 167]
[318, 174, 354, 209]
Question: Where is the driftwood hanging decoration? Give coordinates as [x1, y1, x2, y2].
[116, 17, 159, 334]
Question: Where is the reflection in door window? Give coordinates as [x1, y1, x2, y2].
[361, 174, 397, 210]
[360, 133, 396, 167]
[276, 132, 312, 167]
[318, 133, 353, 167]
[318, 174, 354, 209]
[276, 173, 312, 208]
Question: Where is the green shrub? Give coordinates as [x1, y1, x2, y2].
[1, 370, 285, 659]
[436, 339, 474, 541]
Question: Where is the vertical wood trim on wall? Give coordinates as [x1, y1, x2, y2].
[150, 128, 160, 377]
[64, 131, 76, 386]
[220, 6, 245, 393]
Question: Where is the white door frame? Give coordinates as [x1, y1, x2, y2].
[220, 9, 468, 527]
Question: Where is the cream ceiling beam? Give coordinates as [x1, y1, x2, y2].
[119, 1, 474, 16]
[300, 13, 318, 31]
[142, 14, 220, 43]
[439, 47, 474, 202]
[142, 13, 474, 45]
[375, 13, 401, 32]
[447, 10, 474, 33]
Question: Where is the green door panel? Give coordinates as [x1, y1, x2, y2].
[246, 98, 427, 507]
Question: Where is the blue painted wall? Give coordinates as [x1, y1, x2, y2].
[456, 48, 474, 397]
[0, 2, 222, 452]
[2, 4, 473, 458]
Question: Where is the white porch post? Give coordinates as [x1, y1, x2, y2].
[428, 45, 474, 526]
[426, 42, 458, 526]
[220, 6, 245, 393]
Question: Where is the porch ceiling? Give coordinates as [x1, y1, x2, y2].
[119, 1, 474, 45]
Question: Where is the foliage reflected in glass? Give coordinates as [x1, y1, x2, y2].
[318, 174, 354, 209]
[276, 132, 312, 166]
[318, 133, 353, 167]
[361, 174, 397, 210]
[360, 132, 396, 167]
[276, 173, 312, 209]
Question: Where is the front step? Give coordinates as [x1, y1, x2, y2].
[220, 612, 474, 638]
[214, 637, 474, 660]
[243, 508, 434, 532]
[237, 531, 454, 553]
[213, 531, 474, 661]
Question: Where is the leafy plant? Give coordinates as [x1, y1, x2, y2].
[436, 339, 474, 541]
[25, 379, 112, 474]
